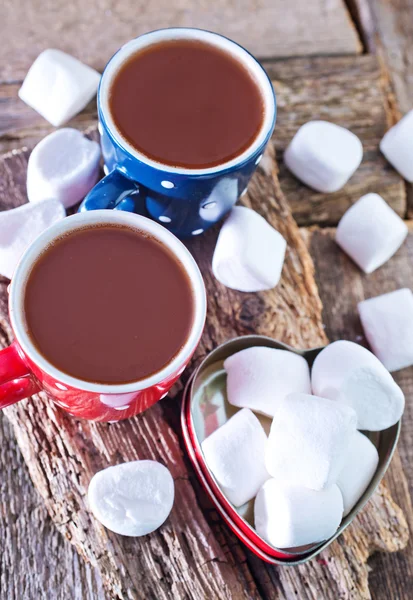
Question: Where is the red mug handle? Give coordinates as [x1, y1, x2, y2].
[0, 342, 40, 408]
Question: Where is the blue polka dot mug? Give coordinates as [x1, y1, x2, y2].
[80, 28, 276, 238]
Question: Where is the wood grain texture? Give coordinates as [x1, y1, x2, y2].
[0, 414, 105, 600]
[348, 0, 413, 218]
[266, 55, 406, 226]
[0, 86, 99, 153]
[0, 0, 361, 82]
[0, 141, 409, 599]
[305, 224, 413, 600]
[349, 0, 413, 114]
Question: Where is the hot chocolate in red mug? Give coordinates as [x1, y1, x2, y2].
[0, 210, 206, 421]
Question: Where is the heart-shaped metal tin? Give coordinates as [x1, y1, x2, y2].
[181, 335, 400, 565]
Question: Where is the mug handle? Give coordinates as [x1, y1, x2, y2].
[79, 169, 142, 213]
[0, 342, 39, 408]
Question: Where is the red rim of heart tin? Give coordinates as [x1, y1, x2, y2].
[181, 381, 306, 563]
[180, 335, 401, 565]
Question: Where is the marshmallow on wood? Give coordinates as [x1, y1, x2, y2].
[224, 346, 311, 418]
[380, 109, 413, 182]
[336, 431, 379, 516]
[201, 408, 269, 507]
[265, 393, 356, 490]
[19, 49, 101, 127]
[312, 340, 404, 431]
[212, 206, 286, 292]
[284, 121, 363, 193]
[88, 460, 174, 536]
[335, 193, 407, 274]
[254, 479, 343, 548]
[0, 199, 65, 280]
[358, 288, 413, 372]
[27, 129, 101, 209]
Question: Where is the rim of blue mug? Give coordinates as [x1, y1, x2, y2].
[98, 27, 277, 177]
[9, 210, 207, 394]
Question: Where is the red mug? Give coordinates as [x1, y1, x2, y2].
[0, 210, 206, 421]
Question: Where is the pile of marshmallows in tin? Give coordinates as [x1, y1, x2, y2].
[202, 340, 405, 549]
[2, 48, 413, 540]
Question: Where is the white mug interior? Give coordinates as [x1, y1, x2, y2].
[99, 27, 276, 176]
[9, 210, 207, 393]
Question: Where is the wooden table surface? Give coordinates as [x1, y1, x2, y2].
[1, 1, 413, 598]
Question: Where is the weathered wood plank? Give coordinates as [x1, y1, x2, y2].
[0, 87, 98, 153]
[347, 0, 413, 219]
[0, 0, 361, 83]
[0, 140, 408, 599]
[305, 224, 413, 600]
[0, 55, 406, 229]
[266, 55, 406, 225]
[349, 0, 413, 114]
[0, 413, 106, 600]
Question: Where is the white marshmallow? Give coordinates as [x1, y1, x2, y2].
[335, 193, 407, 274]
[358, 289, 413, 372]
[336, 431, 379, 516]
[0, 199, 65, 280]
[212, 206, 286, 292]
[224, 346, 311, 418]
[201, 408, 269, 507]
[380, 109, 413, 182]
[284, 121, 363, 193]
[88, 461, 174, 537]
[265, 393, 356, 490]
[312, 340, 404, 430]
[19, 49, 101, 127]
[27, 129, 101, 209]
[254, 479, 343, 548]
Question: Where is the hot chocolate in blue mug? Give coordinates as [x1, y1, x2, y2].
[80, 27, 276, 238]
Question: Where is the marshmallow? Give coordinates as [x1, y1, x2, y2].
[312, 340, 404, 430]
[380, 109, 413, 182]
[19, 49, 101, 127]
[88, 460, 174, 537]
[284, 121, 363, 193]
[212, 206, 286, 292]
[254, 479, 343, 548]
[335, 193, 407, 274]
[336, 431, 379, 516]
[265, 393, 356, 490]
[0, 199, 65, 280]
[27, 129, 101, 209]
[201, 408, 269, 507]
[358, 289, 413, 372]
[224, 346, 311, 418]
